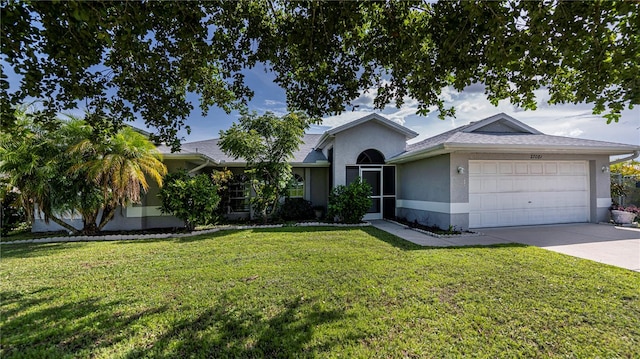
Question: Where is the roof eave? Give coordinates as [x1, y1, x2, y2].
[387, 142, 640, 164]
[446, 142, 640, 155]
[387, 144, 448, 164]
[162, 153, 219, 164]
[315, 133, 334, 149]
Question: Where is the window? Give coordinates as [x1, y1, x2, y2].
[229, 174, 250, 212]
[356, 149, 385, 164]
[287, 173, 304, 198]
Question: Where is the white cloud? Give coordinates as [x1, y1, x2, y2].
[552, 127, 585, 137]
[401, 86, 639, 146]
[264, 99, 286, 106]
[322, 110, 373, 128]
[317, 84, 638, 147]
[456, 101, 486, 113]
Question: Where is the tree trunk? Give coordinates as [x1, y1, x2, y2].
[97, 204, 116, 231]
[81, 208, 101, 235]
[48, 216, 80, 235]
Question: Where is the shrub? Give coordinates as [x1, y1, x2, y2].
[211, 168, 235, 222]
[278, 198, 314, 221]
[327, 178, 372, 223]
[159, 170, 220, 231]
[1, 190, 26, 235]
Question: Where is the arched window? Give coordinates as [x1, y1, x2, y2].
[287, 173, 304, 198]
[229, 174, 250, 212]
[357, 149, 385, 164]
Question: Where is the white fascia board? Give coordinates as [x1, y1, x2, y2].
[463, 113, 543, 134]
[386, 144, 449, 164]
[326, 113, 418, 138]
[162, 153, 219, 164]
[388, 142, 640, 164]
[314, 133, 334, 150]
[446, 142, 640, 155]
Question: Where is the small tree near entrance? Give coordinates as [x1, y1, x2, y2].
[328, 178, 372, 224]
[159, 170, 220, 231]
[218, 111, 308, 222]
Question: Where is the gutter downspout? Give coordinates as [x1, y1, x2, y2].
[188, 160, 211, 174]
[609, 151, 639, 165]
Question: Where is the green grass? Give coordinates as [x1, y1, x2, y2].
[1, 227, 639, 358]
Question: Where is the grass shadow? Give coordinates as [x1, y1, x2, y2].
[0, 242, 87, 259]
[1, 288, 168, 358]
[124, 294, 356, 358]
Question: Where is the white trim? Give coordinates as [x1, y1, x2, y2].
[126, 206, 169, 218]
[397, 199, 470, 214]
[316, 113, 418, 149]
[361, 167, 383, 219]
[462, 113, 543, 135]
[597, 197, 612, 208]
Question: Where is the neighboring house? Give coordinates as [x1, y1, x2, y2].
[33, 113, 639, 232]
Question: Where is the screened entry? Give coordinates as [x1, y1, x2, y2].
[346, 149, 396, 220]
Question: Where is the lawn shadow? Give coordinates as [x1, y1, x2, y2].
[1, 287, 168, 358]
[0, 242, 87, 259]
[124, 294, 358, 358]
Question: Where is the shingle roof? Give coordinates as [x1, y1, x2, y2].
[391, 113, 639, 162]
[407, 130, 638, 151]
[159, 134, 327, 164]
[158, 113, 639, 166]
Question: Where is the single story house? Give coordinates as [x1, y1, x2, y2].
[34, 113, 639, 231]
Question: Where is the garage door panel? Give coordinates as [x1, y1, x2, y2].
[515, 162, 528, 174]
[530, 163, 543, 174]
[482, 178, 498, 193]
[497, 178, 513, 192]
[483, 162, 498, 174]
[544, 163, 558, 174]
[469, 160, 589, 228]
[499, 162, 513, 174]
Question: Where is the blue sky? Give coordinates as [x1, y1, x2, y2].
[137, 65, 639, 147]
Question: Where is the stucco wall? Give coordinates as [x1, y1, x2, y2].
[32, 207, 184, 232]
[397, 155, 451, 202]
[309, 167, 329, 208]
[396, 151, 613, 230]
[395, 154, 453, 229]
[332, 121, 407, 187]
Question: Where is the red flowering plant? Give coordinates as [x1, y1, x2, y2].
[610, 204, 640, 215]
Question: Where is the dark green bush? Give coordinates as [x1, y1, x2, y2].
[327, 178, 372, 224]
[278, 198, 314, 221]
[1, 190, 26, 235]
[159, 170, 221, 230]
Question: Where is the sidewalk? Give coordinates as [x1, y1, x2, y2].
[369, 220, 509, 247]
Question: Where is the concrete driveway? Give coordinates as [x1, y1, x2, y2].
[479, 223, 640, 272]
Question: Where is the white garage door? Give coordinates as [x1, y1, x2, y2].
[469, 160, 589, 228]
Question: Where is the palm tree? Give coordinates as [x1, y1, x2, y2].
[70, 126, 167, 233]
[0, 108, 79, 233]
[2, 109, 167, 235]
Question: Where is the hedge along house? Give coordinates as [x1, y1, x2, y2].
[33, 113, 639, 232]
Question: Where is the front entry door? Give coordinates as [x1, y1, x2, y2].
[361, 169, 382, 220]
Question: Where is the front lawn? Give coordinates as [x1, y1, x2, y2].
[1, 227, 638, 358]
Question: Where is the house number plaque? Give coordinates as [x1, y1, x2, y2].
[530, 154, 543, 159]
